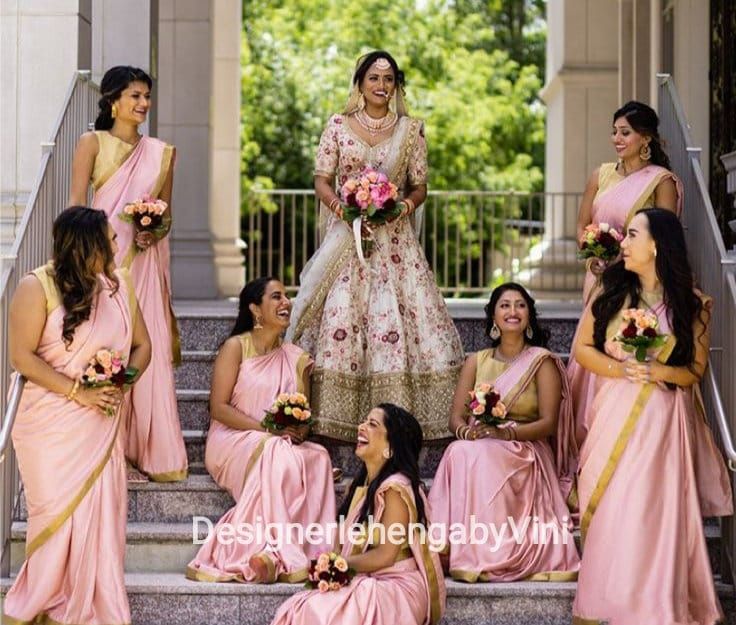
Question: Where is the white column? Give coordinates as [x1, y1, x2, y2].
[525, 0, 619, 297]
[209, 0, 244, 297]
[1, 0, 92, 253]
[158, 0, 217, 298]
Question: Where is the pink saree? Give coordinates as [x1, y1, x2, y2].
[569, 162, 683, 445]
[186, 333, 335, 583]
[271, 473, 446, 625]
[3, 265, 134, 625]
[573, 299, 732, 625]
[428, 347, 580, 582]
[91, 134, 187, 481]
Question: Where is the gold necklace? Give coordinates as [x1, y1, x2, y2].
[355, 110, 397, 136]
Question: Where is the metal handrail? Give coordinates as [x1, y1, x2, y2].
[0, 375, 25, 464]
[0, 70, 100, 577]
[707, 365, 736, 472]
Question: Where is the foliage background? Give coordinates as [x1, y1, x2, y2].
[241, 0, 548, 291]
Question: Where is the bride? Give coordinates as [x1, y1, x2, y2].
[287, 50, 463, 442]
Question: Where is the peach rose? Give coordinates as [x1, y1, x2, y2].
[334, 556, 348, 572]
[318, 580, 330, 593]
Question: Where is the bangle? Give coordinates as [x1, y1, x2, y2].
[461, 426, 471, 440]
[403, 198, 415, 215]
[454, 424, 465, 439]
[509, 427, 517, 441]
[328, 198, 340, 214]
[66, 379, 80, 401]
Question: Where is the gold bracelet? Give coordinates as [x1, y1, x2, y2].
[454, 424, 465, 439]
[328, 198, 340, 213]
[66, 378, 80, 401]
[403, 198, 415, 215]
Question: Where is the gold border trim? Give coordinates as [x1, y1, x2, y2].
[525, 570, 579, 582]
[185, 565, 244, 583]
[572, 616, 606, 625]
[146, 468, 188, 483]
[579, 336, 676, 544]
[277, 567, 309, 583]
[240, 434, 272, 494]
[25, 415, 122, 558]
[3, 613, 131, 625]
[623, 169, 675, 229]
[151, 144, 175, 199]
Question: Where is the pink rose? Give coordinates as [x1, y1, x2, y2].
[96, 350, 112, 369]
[318, 580, 330, 593]
[140, 215, 152, 227]
[334, 556, 348, 572]
[329, 581, 341, 591]
[472, 404, 485, 416]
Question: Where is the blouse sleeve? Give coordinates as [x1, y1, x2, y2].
[407, 121, 428, 186]
[314, 114, 340, 178]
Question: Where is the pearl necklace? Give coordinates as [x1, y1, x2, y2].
[355, 109, 397, 136]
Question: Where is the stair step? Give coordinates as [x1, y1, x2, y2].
[2, 573, 733, 625]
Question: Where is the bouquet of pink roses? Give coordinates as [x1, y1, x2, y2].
[119, 194, 168, 249]
[614, 308, 668, 362]
[305, 551, 355, 592]
[468, 382, 509, 427]
[81, 348, 138, 416]
[340, 167, 400, 258]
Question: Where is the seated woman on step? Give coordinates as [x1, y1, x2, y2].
[187, 277, 336, 583]
[429, 282, 580, 582]
[271, 403, 445, 625]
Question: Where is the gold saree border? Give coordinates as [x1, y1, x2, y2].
[151, 144, 175, 199]
[185, 565, 244, 583]
[622, 169, 675, 229]
[25, 415, 122, 558]
[310, 367, 460, 441]
[2, 613, 131, 625]
[449, 569, 578, 583]
[579, 336, 676, 545]
[295, 351, 311, 396]
[240, 433, 273, 494]
[146, 468, 188, 482]
[572, 616, 606, 625]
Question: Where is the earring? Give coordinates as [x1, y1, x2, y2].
[525, 326, 533, 340]
[653, 247, 657, 258]
[382, 448, 392, 460]
[253, 315, 263, 330]
[111, 103, 118, 119]
[639, 143, 651, 161]
[489, 323, 501, 341]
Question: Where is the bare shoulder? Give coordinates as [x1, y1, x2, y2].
[217, 335, 243, 361]
[13, 274, 46, 307]
[76, 130, 100, 153]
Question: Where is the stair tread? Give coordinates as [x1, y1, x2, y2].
[1, 572, 731, 597]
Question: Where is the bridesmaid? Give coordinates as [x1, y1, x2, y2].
[187, 277, 336, 583]
[69, 65, 187, 482]
[429, 283, 579, 582]
[3, 207, 151, 624]
[271, 403, 446, 625]
[569, 101, 682, 445]
[572, 208, 732, 624]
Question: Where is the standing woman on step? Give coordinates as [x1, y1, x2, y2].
[187, 277, 336, 583]
[3, 207, 151, 624]
[271, 403, 446, 625]
[572, 209, 732, 624]
[429, 283, 580, 583]
[568, 101, 682, 446]
[286, 50, 463, 442]
[69, 65, 188, 482]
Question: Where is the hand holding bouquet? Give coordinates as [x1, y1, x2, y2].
[578, 223, 623, 275]
[119, 194, 169, 250]
[468, 383, 509, 427]
[614, 308, 668, 362]
[305, 552, 355, 592]
[80, 348, 138, 416]
[262, 392, 314, 432]
[340, 167, 400, 259]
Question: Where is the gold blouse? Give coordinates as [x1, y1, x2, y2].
[475, 348, 539, 422]
[91, 131, 138, 190]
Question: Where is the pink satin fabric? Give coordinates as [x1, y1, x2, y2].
[92, 136, 187, 480]
[187, 338, 335, 582]
[573, 303, 732, 625]
[3, 269, 133, 624]
[271, 474, 446, 625]
[429, 347, 580, 582]
[569, 163, 684, 446]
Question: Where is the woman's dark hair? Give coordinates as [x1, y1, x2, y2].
[592, 208, 706, 374]
[613, 101, 671, 170]
[52, 206, 117, 346]
[95, 66, 153, 130]
[229, 276, 278, 336]
[352, 51, 405, 89]
[338, 403, 426, 527]
[484, 282, 550, 348]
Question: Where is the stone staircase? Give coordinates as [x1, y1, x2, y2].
[3, 299, 735, 624]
